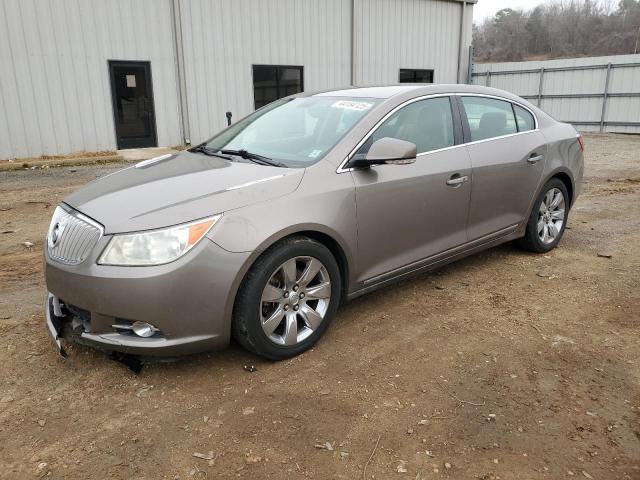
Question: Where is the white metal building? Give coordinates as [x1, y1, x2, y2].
[0, 0, 475, 159]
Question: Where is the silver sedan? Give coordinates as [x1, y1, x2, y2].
[44, 84, 584, 361]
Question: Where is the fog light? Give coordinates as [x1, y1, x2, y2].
[132, 321, 158, 338]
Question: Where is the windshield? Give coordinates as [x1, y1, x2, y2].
[204, 96, 382, 167]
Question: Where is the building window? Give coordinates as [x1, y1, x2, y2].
[399, 69, 434, 84]
[252, 65, 304, 110]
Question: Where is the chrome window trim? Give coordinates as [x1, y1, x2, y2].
[457, 93, 539, 130]
[336, 92, 540, 174]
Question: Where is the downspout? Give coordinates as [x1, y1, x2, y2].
[350, 0, 355, 86]
[457, 0, 467, 83]
[170, 0, 191, 145]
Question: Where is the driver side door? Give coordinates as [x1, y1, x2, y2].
[350, 96, 472, 285]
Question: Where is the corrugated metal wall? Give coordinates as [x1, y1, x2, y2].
[181, 0, 471, 144]
[0, 0, 183, 159]
[0, 0, 472, 158]
[178, 0, 352, 145]
[353, 0, 466, 86]
[472, 54, 640, 134]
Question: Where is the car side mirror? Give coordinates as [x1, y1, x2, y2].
[349, 137, 417, 168]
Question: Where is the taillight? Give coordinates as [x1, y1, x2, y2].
[577, 134, 585, 152]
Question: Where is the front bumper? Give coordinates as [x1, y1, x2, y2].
[44, 238, 251, 357]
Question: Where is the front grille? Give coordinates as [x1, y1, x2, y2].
[47, 206, 102, 265]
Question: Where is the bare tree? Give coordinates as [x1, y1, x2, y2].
[473, 0, 640, 62]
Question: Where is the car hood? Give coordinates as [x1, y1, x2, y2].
[64, 151, 304, 234]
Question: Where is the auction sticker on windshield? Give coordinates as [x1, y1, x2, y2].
[331, 100, 373, 111]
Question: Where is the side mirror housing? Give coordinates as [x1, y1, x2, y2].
[349, 137, 417, 168]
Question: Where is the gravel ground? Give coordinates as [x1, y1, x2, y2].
[0, 134, 639, 479]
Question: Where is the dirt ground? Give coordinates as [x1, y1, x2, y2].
[0, 134, 638, 480]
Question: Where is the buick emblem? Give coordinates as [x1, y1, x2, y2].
[48, 222, 65, 248]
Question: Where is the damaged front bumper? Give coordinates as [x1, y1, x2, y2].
[44, 292, 224, 358]
[45, 293, 67, 357]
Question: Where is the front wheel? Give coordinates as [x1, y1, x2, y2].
[232, 236, 341, 360]
[518, 178, 570, 253]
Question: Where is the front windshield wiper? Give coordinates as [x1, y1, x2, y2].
[190, 144, 234, 161]
[220, 149, 287, 168]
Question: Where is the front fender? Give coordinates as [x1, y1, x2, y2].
[207, 161, 359, 289]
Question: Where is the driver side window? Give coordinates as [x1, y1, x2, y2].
[355, 97, 455, 158]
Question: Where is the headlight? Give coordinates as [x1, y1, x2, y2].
[98, 215, 221, 266]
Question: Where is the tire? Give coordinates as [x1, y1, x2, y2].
[232, 236, 342, 360]
[518, 178, 570, 253]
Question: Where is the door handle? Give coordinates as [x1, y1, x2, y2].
[528, 154, 544, 164]
[446, 174, 468, 187]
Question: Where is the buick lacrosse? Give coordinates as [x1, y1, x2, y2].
[45, 84, 583, 361]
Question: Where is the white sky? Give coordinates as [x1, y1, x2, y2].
[473, 0, 547, 22]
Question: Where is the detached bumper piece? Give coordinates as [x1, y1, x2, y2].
[45, 294, 67, 358]
[45, 293, 146, 373]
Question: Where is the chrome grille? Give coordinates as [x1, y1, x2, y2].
[47, 206, 102, 265]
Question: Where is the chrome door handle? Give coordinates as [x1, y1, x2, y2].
[528, 154, 544, 164]
[446, 175, 468, 186]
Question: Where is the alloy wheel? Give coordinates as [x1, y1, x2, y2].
[260, 256, 331, 346]
[537, 187, 565, 244]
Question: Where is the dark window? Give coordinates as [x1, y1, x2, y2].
[252, 65, 303, 110]
[399, 69, 434, 84]
[356, 97, 454, 157]
[461, 97, 518, 142]
[513, 104, 536, 132]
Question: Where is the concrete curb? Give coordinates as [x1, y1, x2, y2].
[0, 155, 126, 172]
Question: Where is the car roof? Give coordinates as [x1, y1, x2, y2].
[313, 85, 423, 99]
[310, 84, 528, 102]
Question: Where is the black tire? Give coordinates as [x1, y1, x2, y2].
[232, 236, 342, 360]
[518, 178, 570, 253]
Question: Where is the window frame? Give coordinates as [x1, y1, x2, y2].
[338, 93, 539, 174]
[353, 96, 460, 158]
[251, 64, 304, 110]
[512, 103, 536, 133]
[454, 94, 539, 145]
[399, 68, 435, 84]
[341, 94, 463, 171]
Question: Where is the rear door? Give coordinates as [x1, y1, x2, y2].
[458, 96, 547, 241]
[351, 96, 472, 283]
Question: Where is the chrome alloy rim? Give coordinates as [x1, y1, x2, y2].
[538, 187, 565, 244]
[260, 256, 331, 346]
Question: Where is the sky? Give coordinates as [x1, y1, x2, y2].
[473, 0, 547, 23]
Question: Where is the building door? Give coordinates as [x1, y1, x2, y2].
[108, 61, 157, 149]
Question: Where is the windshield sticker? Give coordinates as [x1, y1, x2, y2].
[331, 100, 373, 112]
[308, 149, 323, 159]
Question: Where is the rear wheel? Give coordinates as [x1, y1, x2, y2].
[232, 236, 341, 360]
[518, 178, 569, 253]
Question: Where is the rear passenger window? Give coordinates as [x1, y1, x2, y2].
[514, 104, 535, 132]
[461, 97, 517, 142]
[356, 97, 455, 157]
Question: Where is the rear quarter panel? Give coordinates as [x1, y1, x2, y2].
[539, 122, 584, 204]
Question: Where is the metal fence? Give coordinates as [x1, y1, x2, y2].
[471, 54, 640, 134]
